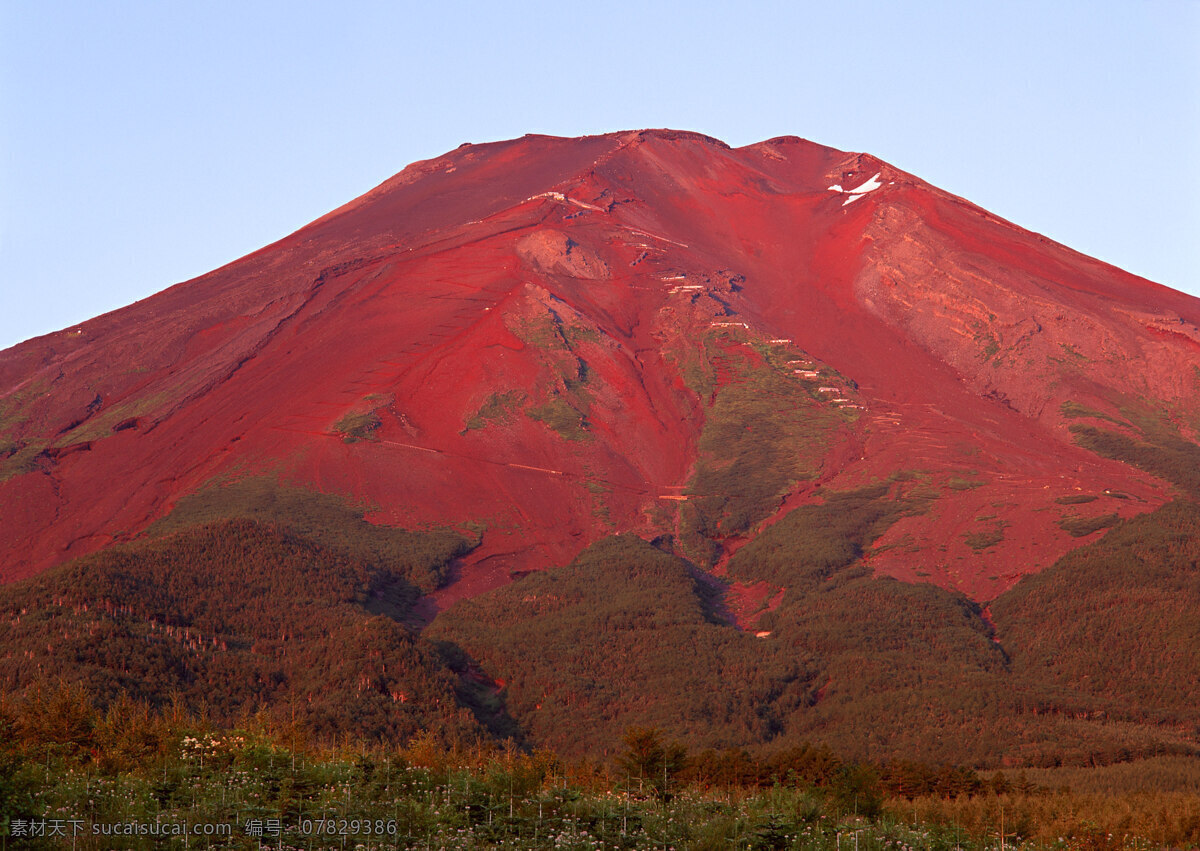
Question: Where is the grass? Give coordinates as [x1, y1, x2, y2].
[1058, 512, 1119, 538]
[1, 389, 175, 482]
[507, 307, 599, 358]
[679, 336, 852, 550]
[0, 379, 54, 481]
[1058, 343, 1088, 363]
[0, 378, 51, 434]
[584, 480, 612, 525]
[10, 710, 1193, 850]
[947, 476, 984, 491]
[332, 410, 381, 443]
[463, 390, 526, 433]
[964, 522, 1006, 552]
[507, 312, 565, 350]
[0, 443, 46, 483]
[1070, 423, 1200, 496]
[1054, 495, 1098, 505]
[3, 717, 1196, 851]
[1059, 400, 1127, 426]
[55, 392, 171, 445]
[332, 394, 397, 443]
[526, 396, 590, 442]
[503, 303, 599, 442]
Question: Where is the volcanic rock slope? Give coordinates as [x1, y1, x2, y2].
[3, 129, 1199, 605]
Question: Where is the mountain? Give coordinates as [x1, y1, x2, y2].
[2, 130, 1199, 764]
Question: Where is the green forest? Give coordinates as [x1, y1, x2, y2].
[2, 475, 1199, 770]
[429, 498, 1200, 768]
[2, 399, 1200, 845]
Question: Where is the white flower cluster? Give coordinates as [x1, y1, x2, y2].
[180, 733, 245, 759]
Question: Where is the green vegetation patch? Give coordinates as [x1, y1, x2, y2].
[505, 304, 598, 441]
[462, 390, 526, 433]
[1055, 494, 1099, 505]
[964, 521, 1007, 552]
[1059, 400, 1127, 426]
[1070, 423, 1200, 496]
[56, 392, 171, 445]
[663, 325, 762, 402]
[333, 410, 382, 443]
[682, 350, 851, 547]
[1, 389, 173, 481]
[0, 380, 53, 482]
[583, 479, 612, 525]
[507, 312, 565, 350]
[725, 484, 931, 590]
[668, 335, 725, 400]
[1055, 343, 1089, 364]
[331, 393, 395, 443]
[1059, 512, 1119, 537]
[526, 395, 589, 442]
[0, 442, 46, 483]
[149, 476, 474, 593]
[507, 306, 598, 362]
[947, 476, 984, 491]
[563, 322, 600, 345]
[0, 378, 51, 434]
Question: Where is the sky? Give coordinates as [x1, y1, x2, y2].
[2, 1, 1198, 351]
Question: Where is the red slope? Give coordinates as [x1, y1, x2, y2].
[2, 130, 1198, 605]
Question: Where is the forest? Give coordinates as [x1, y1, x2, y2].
[2, 473, 1199, 769]
[1, 404, 1200, 844]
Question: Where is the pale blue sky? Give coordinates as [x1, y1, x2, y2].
[2, 1, 1197, 350]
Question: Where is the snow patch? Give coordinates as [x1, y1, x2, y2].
[526, 191, 605, 213]
[850, 173, 883, 194]
[828, 172, 883, 205]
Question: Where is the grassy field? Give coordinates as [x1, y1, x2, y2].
[3, 691, 1198, 849]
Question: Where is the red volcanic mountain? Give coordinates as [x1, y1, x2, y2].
[2, 128, 1199, 605]
[5, 130, 1200, 764]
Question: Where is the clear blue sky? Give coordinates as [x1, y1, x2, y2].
[2, 1, 1197, 350]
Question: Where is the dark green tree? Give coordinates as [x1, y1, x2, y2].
[833, 763, 883, 818]
[617, 726, 687, 800]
